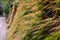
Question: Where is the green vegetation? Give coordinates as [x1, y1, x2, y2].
[0, 0, 12, 17]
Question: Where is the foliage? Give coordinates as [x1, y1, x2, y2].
[1, 0, 11, 17]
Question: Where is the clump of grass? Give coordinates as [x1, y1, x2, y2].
[7, 0, 60, 40]
[44, 31, 60, 40]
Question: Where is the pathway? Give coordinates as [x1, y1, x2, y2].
[0, 16, 8, 40]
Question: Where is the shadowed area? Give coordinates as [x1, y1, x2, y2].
[0, 13, 3, 16]
[0, 7, 3, 16]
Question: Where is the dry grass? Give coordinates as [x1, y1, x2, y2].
[6, 0, 60, 40]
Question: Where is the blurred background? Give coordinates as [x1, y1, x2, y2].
[0, 0, 14, 17]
